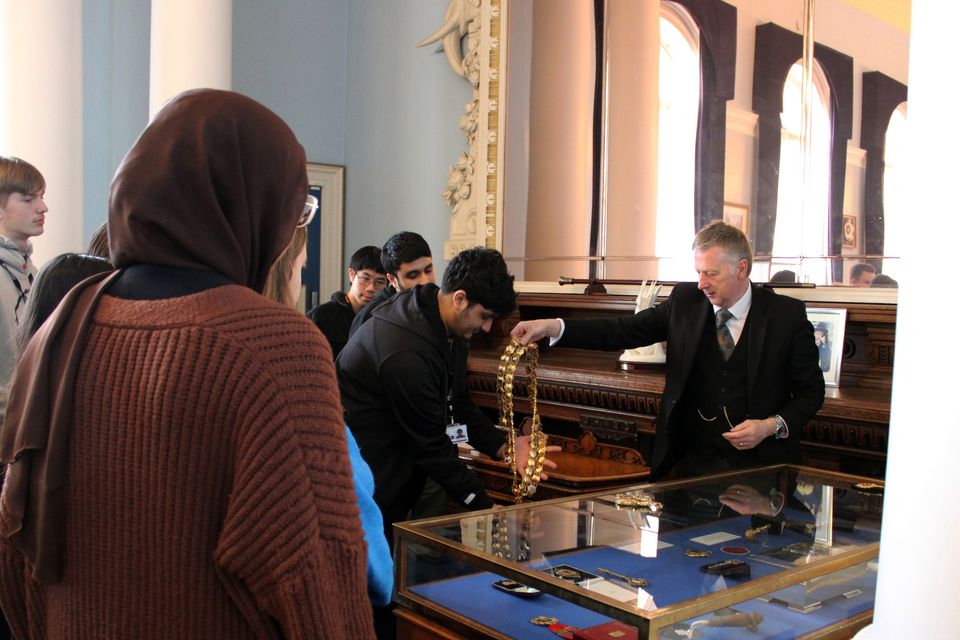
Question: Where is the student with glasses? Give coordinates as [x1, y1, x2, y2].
[0, 157, 47, 401]
[307, 244, 387, 359]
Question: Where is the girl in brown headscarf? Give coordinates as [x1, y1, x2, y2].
[0, 89, 375, 638]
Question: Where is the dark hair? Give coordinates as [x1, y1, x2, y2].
[381, 231, 431, 276]
[16, 253, 114, 356]
[349, 245, 384, 273]
[441, 247, 516, 316]
[86, 222, 111, 260]
[769, 269, 797, 283]
[871, 274, 898, 288]
[850, 263, 876, 282]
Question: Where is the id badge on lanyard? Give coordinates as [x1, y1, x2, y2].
[445, 385, 468, 443]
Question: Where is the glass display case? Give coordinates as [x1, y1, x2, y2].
[395, 465, 883, 639]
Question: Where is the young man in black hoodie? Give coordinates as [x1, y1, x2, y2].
[338, 247, 553, 534]
[348, 230, 435, 337]
[306, 245, 385, 359]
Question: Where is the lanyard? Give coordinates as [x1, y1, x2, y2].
[446, 339, 456, 425]
[0, 261, 31, 323]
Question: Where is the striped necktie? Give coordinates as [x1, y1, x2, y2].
[716, 308, 735, 361]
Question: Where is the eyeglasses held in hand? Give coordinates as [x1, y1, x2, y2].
[299, 194, 319, 227]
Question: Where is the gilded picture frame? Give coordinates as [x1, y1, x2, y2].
[723, 202, 749, 235]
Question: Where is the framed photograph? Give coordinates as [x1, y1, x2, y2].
[303, 163, 345, 312]
[805, 307, 847, 387]
[842, 215, 857, 249]
[723, 202, 749, 234]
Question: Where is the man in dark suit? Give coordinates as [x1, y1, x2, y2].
[512, 221, 824, 480]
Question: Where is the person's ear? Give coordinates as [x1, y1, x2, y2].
[453, 290, 469, 311]
[348, 267, 357, 282]
[386, 273, 399, 289]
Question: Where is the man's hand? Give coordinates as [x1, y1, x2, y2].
[718, 484, 773, 515]
[510, 319, 562, 346]
[520, 416, 532, 436]
[722, 418, 776, 450]
[513, 435, 562, 481]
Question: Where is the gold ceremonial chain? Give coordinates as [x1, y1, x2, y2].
[613, 492, 662, 512]
[745, 523, 771, 539]
[490, 508, 533, 561]
[497, 338, 547, 503]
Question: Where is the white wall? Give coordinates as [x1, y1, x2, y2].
[865, 2, 960, 636]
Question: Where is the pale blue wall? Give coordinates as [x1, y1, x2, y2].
[233, 0, 349, 165]
[342, 0, 471, 274]
[236, 0, 469, 275]
[82, 0, 464, 276]
[82, 0, 151, 246]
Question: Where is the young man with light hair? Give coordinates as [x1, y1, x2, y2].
[0, 156, 47, 392]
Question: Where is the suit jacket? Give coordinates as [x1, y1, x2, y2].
[560, 282, 824, 479]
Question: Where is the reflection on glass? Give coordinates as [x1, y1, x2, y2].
[398, 466, 882, 638]
[772, 61, 832, 284]
[493, 0, 908, 294]
[656, 4, 700, 281]
[881, 103, 908, 281]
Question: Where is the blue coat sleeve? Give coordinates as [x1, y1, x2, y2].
[345, 428, 394, 605]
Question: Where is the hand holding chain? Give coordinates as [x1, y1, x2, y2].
[497, 338, 547, 503]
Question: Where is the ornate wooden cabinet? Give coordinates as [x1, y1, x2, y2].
[466, 291, 894, 482]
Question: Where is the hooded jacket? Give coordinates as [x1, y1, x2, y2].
[307, 290, 355, 360]
[0, 236, 35, 388]
[337, 283, 505, 529]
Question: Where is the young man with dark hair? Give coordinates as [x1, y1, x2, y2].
[338, 247, 552, 530]
[349, 231, 435, 336]
[307, 245, 386, 359]
[1, 156, 47, 394]
[849, 263, 876, 287]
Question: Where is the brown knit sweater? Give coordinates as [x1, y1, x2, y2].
[0, 285, 374, 638]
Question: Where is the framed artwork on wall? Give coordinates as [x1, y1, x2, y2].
[302, 163, 345, 313]
[842, 215, 857, 249]
[805, 307, 847, 387]
[723, 202, 749, 235]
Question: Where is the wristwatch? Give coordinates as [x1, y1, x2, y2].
[773, 415, 789, 439]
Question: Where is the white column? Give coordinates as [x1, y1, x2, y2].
[603, 0, 659, 280]
[150, 0, 232, 119]
[0, 0, 84, 264]
[523, 0, 596, 280]
[858, 0, 960, 638]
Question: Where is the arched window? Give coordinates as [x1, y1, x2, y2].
[772, 60, 832, 283]
[881, 102, 908, 279]
[656, 2, 700, 279]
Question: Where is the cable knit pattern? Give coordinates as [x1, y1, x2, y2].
[0, 285, 374, 638]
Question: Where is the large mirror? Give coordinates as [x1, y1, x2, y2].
[430, 0, 908, 299]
